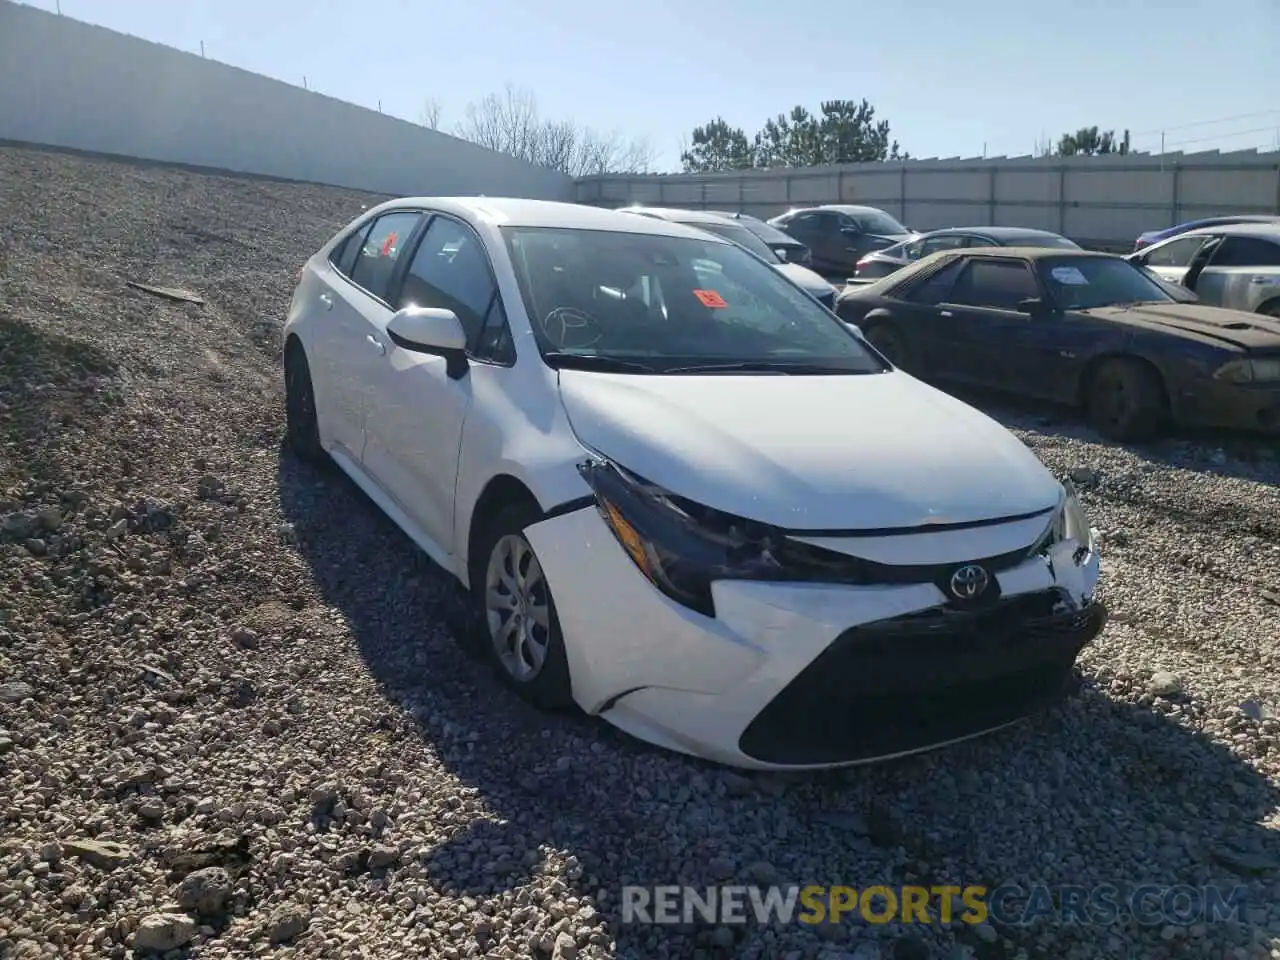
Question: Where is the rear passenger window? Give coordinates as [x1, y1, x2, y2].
[347, 211, 423, 302]
[331, 223, 371, 277]
[1209, 237, 1280, 267]
[898, 258, 966, 304]
[950, 260, 1039, 309]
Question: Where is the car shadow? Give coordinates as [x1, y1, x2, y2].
[276, 447, 1280, 957]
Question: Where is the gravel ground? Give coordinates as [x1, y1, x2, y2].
[1, 144, 1278, 960]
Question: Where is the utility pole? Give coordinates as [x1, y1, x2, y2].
[200, 40, 205, 57]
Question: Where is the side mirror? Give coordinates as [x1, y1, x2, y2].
[1016, 297, 1048, 316]
[386, 306, 469, 379]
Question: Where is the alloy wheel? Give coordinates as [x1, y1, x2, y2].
[484, 534, 551, 682]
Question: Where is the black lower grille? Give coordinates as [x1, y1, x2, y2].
[738, 590, 1106, 765]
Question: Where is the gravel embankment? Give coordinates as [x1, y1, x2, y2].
[1, 144, 1278, 960]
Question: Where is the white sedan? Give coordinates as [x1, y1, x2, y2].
[281, 197, 1106, 770]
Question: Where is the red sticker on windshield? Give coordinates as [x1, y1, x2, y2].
[693, 289, 727, 308]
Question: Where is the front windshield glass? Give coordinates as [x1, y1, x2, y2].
[683, 220, 780, 263]
[501, 226, 886, 374]
[1037, 255, 1174, 309]
[849, 211, 910, 235]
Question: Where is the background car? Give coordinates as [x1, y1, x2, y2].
[835, 247, 1280, 440]
[1128, 223, 1280, 317]
[281, 197, 1104, 771]
[616, 205, 837, 308]
[850, 226, 1081, 283]
[767, 205, 917, 279]
[1132, 215, 1280, 252]
[703, 210, 814, 265]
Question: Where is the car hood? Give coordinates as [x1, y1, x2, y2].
[1082, 302, 1280, 350]
[773, 261, 836, 297]
[557, 368, 1062, 531]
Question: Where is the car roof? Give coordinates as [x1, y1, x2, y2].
[1173, 223, 1280, 239]
[358, 196, 731, 242]
[844, 247, 1117, 297]
[930, 226, 1067, 239]
[816, 205, 892, 216]
[615, 205, 740, 226]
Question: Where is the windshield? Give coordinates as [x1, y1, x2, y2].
[501, 226, 886, 374]
[849, 211, 910, 235]
[682, 220, 781, 263]
[1037, 256, 1174, 310]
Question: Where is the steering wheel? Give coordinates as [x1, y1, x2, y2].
[539, 307, 604, 350]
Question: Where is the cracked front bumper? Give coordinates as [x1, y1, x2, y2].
[524, 506, 1104, 771]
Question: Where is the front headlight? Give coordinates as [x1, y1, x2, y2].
[1213, 357, 1280, 384]
[1049, 479, 1095, 558]
[577, 458, 878, 617]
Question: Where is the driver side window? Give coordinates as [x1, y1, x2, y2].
[398, 215, 515, 363]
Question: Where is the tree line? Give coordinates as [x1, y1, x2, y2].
[423, 84, 1137, 175]
[680, 100, 908, 172]
[419, 84, 654, 180]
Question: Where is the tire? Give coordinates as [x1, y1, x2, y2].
[470, 503, 573, 710]
[283, 341, 325, 463]
[863, 324, 910, 368]
[1084, 357, 1166, 442]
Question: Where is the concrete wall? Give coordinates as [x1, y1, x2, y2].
[579, 152, 1280, 249]
[0, 1, 574, 200]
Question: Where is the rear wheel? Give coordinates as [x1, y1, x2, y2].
[284, 342, 325, 462]
[1085, 357, 1166, 442]
[472, 503, 573, 710]
[863, 324, 910, 369]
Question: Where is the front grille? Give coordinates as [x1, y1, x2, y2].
[738, 590, 1106, 765]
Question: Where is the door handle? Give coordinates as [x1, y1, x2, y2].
[366, 334, 386, 356]
[940, 310, 953, 318]
[319, 293, 333, 309]
[1249, 276, 1279, 285]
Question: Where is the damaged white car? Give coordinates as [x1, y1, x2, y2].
[281, 196, 1106, 770]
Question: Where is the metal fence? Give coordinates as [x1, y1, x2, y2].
[577, 151, 1280, 249]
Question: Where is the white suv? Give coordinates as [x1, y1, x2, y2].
[282, 196, 1105, 771]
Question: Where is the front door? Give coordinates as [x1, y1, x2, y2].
[361, 213, 502, 556]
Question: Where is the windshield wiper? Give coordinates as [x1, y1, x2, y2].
[541, 352, 658, 373]
[664, 360, 861, 375]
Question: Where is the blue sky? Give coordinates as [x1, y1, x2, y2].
[23, 0, 1280, 170]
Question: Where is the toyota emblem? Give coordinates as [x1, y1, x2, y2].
[949, 564, 990, 601]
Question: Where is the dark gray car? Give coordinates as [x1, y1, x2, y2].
[850, 226, 1080, 283]
[703, 211, 814, 266]
[767, 205, 916, 279]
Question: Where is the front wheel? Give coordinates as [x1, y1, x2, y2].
[473, 504, 574, 710]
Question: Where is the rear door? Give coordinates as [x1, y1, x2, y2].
[308, 210, 424, 461]
[1193, 235, 1280, 311]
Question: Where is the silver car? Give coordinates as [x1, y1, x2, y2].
[1130, 224, 1280, 317]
